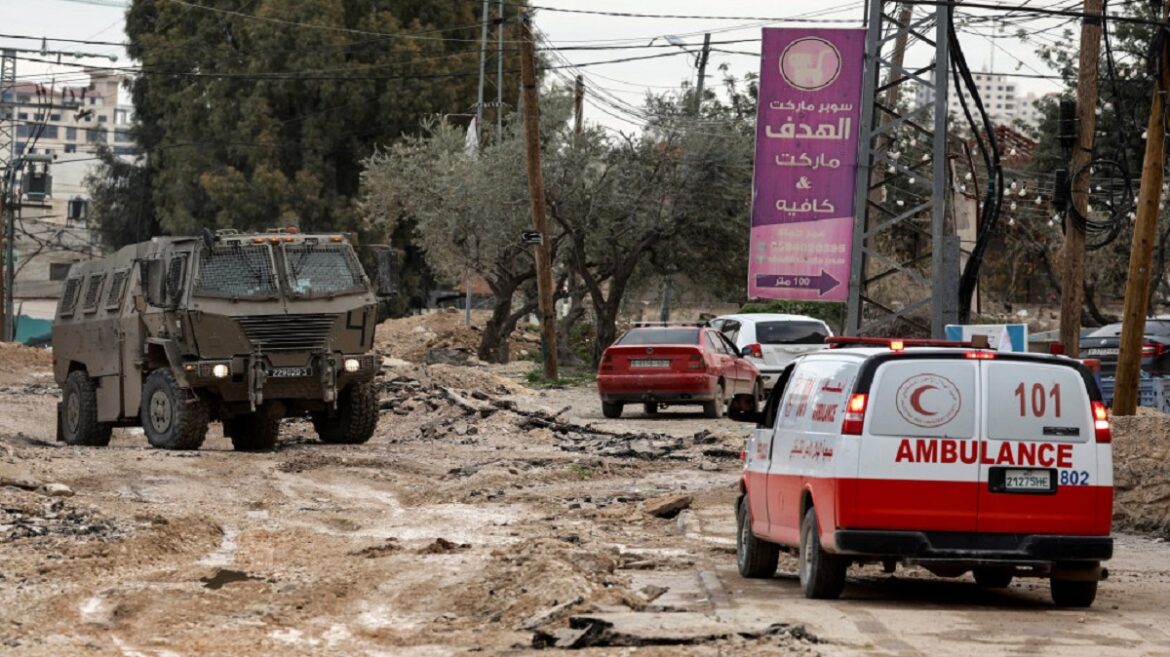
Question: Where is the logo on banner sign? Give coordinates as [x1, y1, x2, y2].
[779, 38, 842, 91]
[895, 373, 962, 428]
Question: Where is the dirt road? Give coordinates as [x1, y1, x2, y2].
[1, 361, 1169, 656]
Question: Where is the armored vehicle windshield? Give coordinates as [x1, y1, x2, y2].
[194, 244, 279, 300]
[281, 243, 366, 299]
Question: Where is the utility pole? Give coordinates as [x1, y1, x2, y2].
[1058, 0, 1103, 357]
[466, 0, 491, 328]
[497, 0, 504, 142]
[1113, 0, 1170, 415]
[520, 13, 558, 380]
[573, 75, 584, 140]
[659, 34, 711, 322]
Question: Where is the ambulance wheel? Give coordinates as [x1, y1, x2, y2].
[643, 403, 658, 415]
[736, 496, 779, 578]
[973, 567, 1013, 588]
[602, 402, 623, 419]
[703, 384, 725, 419]
[799, 507, 848, 599]
[1050, 578, 1097, 608]
[61, 370, 112, 447]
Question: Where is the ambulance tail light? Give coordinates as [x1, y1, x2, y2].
[1091, 401, 1112, 443]
[964, 351, 996, 360]
[842, 393, 867, 435]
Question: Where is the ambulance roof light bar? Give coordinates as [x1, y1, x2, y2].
[825, 336, 990, 350]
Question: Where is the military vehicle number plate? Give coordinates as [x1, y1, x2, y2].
[269, 367, 311, 378]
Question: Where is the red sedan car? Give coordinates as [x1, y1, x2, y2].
[597, 325, 761, 419]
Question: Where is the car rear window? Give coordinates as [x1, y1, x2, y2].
[867, 360, 977, 439]
[756, 320, 829, 345]
[1086, 323, 1123, 338]
[985, 362, 1090, 443]
[617, 328, 699, 345]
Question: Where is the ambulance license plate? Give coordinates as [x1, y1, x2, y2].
[1002, 468, 1052, 492]
[630, 359, 670, 368]
[269, 366, 310, 378]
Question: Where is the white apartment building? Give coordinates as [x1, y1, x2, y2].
[1, 68, 134, 341]
[915, 71, 1044, 130]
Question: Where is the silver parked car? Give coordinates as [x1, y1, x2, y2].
[708, 313, 832, 390]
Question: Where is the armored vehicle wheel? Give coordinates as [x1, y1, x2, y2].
[312, 381, 378, 444]
[61, 370, 112, 446]
[140, 369, 209, 450]
[224, 413, 280, 452]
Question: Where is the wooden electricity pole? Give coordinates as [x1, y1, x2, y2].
[519, 13, 558, 380]
[1059, 0, 1103, 358]
[1113, 0, 1170, 415]
[573, 74, 584, 140]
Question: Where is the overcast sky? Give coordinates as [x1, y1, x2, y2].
[3, 0, 1072, 133]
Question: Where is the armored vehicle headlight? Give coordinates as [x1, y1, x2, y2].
[344, 358, 361, 373]
[212, 363, 230, 378]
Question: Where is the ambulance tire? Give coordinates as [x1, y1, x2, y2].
[736, 496, 779, 578]
[973, 567, 1013, 589]
[1050, 578, 1097, 608]
[602, 402, 623, 419]
[799, 507, 848, 599]
[703, 384, 725, 419]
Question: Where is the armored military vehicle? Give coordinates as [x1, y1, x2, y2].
[52, 228, 390, 451]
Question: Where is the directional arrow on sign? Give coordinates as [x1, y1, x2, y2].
[520, 230, 543, 245]
[755, 269, 841, 296]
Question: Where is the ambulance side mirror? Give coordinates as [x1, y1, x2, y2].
[727, 394, 764, 424]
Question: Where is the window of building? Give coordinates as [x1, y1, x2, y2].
[64, 144, 76, 154]
[114, 129, 130, 143]
[17, 94, 30, 103]
[41, 126, 58, 139]
[50, 113, 60, 121]
[66, 127, 76, 141]
[112, 146, 136, 155]
[16, 112, 27, 120]
[97, 115, 108, 122]
[49, 263, 73, 281]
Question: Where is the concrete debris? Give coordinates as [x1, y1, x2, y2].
[41, 483, 74, 498]
[533, 613, 819, 648]
[418, 537, 471, 554]
[642, 494, 693, 519]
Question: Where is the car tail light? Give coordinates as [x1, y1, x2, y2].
[600, 353, 613, 372]
[687, 353, 704, 370]
[842, 393, 867, 435]
[964, 351, 996, 359]
[745, 343, 764, 359]
[1142, 342, 1165, 358]
[1092, 401, 1112, 443]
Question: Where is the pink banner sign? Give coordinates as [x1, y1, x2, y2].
[748, 28, 865, 302]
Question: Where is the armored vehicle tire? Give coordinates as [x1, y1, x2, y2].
[312, 380, 378, 444]
[61, 370, 113, 446]
[140, 369, 209, 450]
[736, 496, 779, 578]
[799, 507, 849, 599]
[224, 414, 280, 452]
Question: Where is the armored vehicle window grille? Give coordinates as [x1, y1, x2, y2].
[82, 274, 105, 312]
[106, 270, 128, 309]
[282, 244, 365, 299]
[195, 245, 277, 299]
[59, 278, 81, 316]
[166, 256, 186, 303]
[233, 314, 338, 350]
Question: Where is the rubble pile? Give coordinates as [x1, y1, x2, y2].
[373, 309, 542, 363]
[0, 490, 122, 543]
[1111, 409, 1170, 538]
[374, 373, 731, 461]
[0, 343, 52, 385]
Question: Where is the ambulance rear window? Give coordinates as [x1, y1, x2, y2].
[984, 362, 1090, 443]
[866, 360, 976, 438]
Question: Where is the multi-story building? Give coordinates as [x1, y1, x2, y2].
[1, 68, 134, 342]
[915, 70, 1044, 131]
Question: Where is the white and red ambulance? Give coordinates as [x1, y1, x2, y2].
[734, 338, 1112, 607]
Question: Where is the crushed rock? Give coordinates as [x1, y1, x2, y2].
[1112, 409, 1170, 538]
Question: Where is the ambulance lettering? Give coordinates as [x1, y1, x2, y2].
[894, 438, 1074, 468]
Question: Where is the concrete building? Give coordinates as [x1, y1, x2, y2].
[915, 71, 1045, 131]
[1, 68, 133, 342]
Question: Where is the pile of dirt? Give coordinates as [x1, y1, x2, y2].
[0, 343, 52, 385]
[374, 309, 541, 363]
[1111, 408, 1170, 538]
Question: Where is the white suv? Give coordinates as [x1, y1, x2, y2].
[710, 313, 832, 390]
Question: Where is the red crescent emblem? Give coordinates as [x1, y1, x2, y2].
[909, 385, 938, 416]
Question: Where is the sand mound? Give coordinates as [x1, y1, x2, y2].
[1111, 409, 1170, 538]
[374, 310, 542, 363]
[0, 343, 53, 385]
